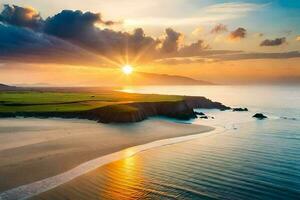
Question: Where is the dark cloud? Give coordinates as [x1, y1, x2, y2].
[160, 28, 183, 54]
[0, 23, 105, 66]
[159, 30, 209, 58]
[229, 27, 247, 40]
[43, 10, 117, 52]
[211, 24, 227, 34]
[260, 37, 286, 46]
[0, 6, 160, 65]
[44, 10, 101, 39]
[127, 28, 159, 55]
[43, 10, 159, 61]
[44, 10, 116, 38]
[0, 4, 43, 30]
[0, 4, 298, 68]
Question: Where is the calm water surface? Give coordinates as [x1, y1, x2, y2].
[37, 86, 300, 200]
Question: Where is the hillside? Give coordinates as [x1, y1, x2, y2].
[0, 84, 19, 91]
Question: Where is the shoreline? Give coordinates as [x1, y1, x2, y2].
[0, 118, 217, 199]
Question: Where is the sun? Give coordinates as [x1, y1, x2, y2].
[122, 65, 133, 75]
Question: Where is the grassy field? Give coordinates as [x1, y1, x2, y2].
[0, 91, 183, 113]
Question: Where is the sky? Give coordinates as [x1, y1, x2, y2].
[0, 0, 299, 85]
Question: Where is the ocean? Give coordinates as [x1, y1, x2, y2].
[36, 85, 300, 200]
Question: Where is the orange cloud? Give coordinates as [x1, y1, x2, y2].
[192, 26, 204, 36]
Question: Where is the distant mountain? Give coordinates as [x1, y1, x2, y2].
[0, 83, 19, 91]
[15, 83, 51, 87]
[121, 72, 213, 85]
[0, 73, 213, 91]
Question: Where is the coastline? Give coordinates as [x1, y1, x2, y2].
[0, 117, 216, 199]
[0, 97, 230, 123]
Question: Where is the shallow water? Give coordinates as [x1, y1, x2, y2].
[37, 85, 300, 199]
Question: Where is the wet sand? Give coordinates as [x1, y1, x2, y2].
[0, 118, 213, 192]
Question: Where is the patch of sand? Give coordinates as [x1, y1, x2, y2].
[0, 118, 213, 192]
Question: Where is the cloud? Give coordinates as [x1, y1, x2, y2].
[0, 4, 43, 30]
[125, 2, 263, 27]
[160, 28, 183, 54]
[155, 57, 209, 65]
[44, 10, 116, 38]
[43, 9, 160, 61]
[0, 4, 298, 68]
[260, 37, 286, 46]
[178, 40, 209, 57]
[0, 23, 106, 66]
[192, 26, 204, 36]
[155, 51, 300, 65]
[213, 51, 300, 61]
[211, 24, 227, 34]
[229, 27, 247, 40]
[0, 6, 164, 65]
[44, 10, 115, 44]
[159, 29, 209, 58]
[127, 28, 160, 56]
[124, 14, 242, 27]
[205, 2, 265, 13]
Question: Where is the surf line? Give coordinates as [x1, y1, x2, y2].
[0, 126, 224, 200]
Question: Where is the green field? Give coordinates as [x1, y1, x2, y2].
[0, 91, 183, 113]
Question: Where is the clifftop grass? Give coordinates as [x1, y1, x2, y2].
[0, 90, 230, 123]
[0, 91, 183, 113]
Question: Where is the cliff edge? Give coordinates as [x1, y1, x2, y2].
[0, 96, 229, 123]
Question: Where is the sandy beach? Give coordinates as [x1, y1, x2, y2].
[0, 118, 213, 193]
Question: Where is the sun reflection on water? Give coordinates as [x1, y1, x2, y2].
[98, 148, 144, 199]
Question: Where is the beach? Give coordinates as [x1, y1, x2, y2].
[0, 118, 213, 193]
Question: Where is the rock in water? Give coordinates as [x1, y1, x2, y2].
[195, 111, 205, 116]
[253, 113, 267, 119]
[199, 116, 208, 119]
[233, 108, 248, 112]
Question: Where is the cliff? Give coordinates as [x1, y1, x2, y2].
[0, 96, 229, 123]
[184, 96, 230, 110]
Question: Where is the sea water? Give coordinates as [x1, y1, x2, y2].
[35, 85, 300, 200]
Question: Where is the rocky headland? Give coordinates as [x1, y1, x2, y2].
[0, 96, 230, 123]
